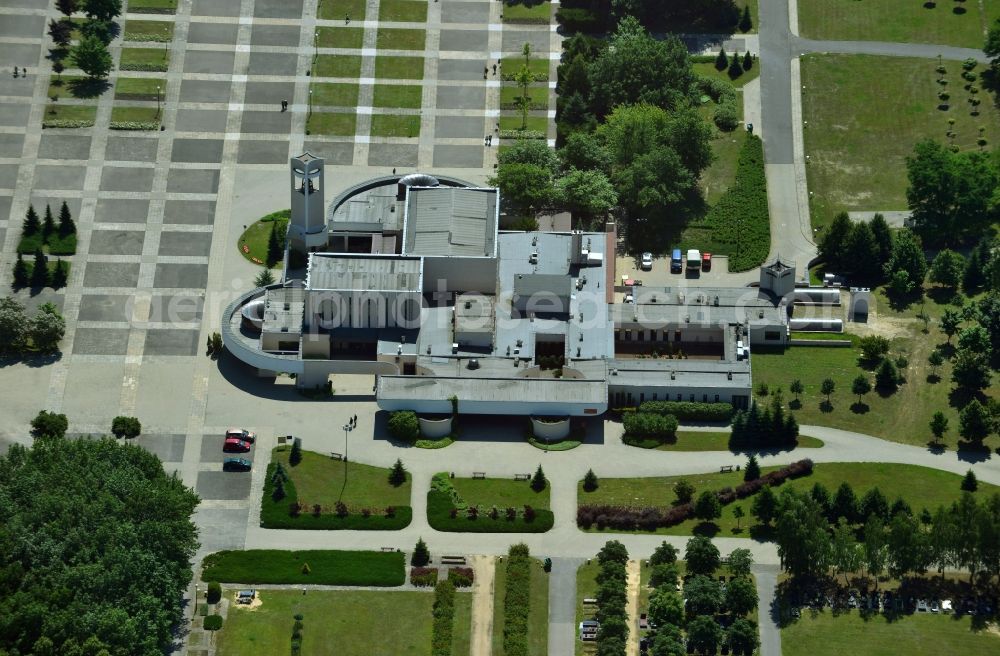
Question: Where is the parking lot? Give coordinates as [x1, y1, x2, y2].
[614, 252, 756, 289]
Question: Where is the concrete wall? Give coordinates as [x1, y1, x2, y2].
[422, 256, 497, 294]
[418, 415, 453, 438]
[531, 416, 570, 441]
[748, 324, 787, 346]
[608, 384, 748, 406]
[302, 333, 330, 359]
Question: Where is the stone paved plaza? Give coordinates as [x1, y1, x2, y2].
[0, 0, 558, 534]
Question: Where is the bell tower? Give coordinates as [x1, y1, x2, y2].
[289, 153, 327, 253]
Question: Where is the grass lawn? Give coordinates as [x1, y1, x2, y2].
[314, 54, 362, 78]
[127, 0, 177, 12]
[376, 27, 427, 50]
[307, 111, 357, 136]
[781, 609, 999, 656]
[114, 77, 165, 100]
[370, 114, 421, 138]
[499, 115, 548, 133]
[42, 103, 96, 126]
[452, 477, 551, 509]
[123, 19, 174, 41]
[202, 550, 405, 586]
[118, 47, 169, 71]
[503, 0, 551, 23]
[499, 84, 548, 108]
[372, 83, 423, 108]
[110, 105, 161, 124]
[696, 108, 747, 205]
[374, 55, 425, 79]
[500, 56, 549, 78]
[379, 0, 428, 22]
[237, 209, 288, 267]
[272, 447, 411, 509]
[797, 0, 1000, 48]
[579, 462, 998, 537]
[310, 82, 359, 107]
[318, 0, 367, 21]
[18, 230, 77, 256]
[575, 561, 600, 656]
[751, 331, 1000, 450]
[216, 589, 471, 656]
[492, 557, 549, 656]
[316, 25, 364, 49]
[693, 60, 760, 87]
[623, 430, 824, 452]
[801, 54, 1000, 233]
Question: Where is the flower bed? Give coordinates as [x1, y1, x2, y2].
[410, 567, 439, 587]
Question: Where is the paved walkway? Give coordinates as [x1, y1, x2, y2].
[753, 564, 782, 656]
[469, 555, 496, 656]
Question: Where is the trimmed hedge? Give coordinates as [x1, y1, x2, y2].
[261, 462, 412, 530]
[410, 567, 438, 587]
[426, 489, 553, 533]
[577, 460, 814, 531]
[700, 134, 769, 272]
[448, 567, 474, 588]
[203, 615, 223, 631]
[109, 121, 159, 130]
[503, 544, 532, 656]
[637, 401, 735, 421]
[622, 411, 678, 440]
[42, 119, 94, 128]
[119, 62, 168, 72]
[202, 550, 405, 586]
[431, 581, 457, 656]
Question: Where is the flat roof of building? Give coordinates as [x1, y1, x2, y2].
[262, 286, 305, 334]
[378, 375, 607, 405]
[609, 358, 752, 389]
[403, 187, 498, 258]
[306, 253, 422, 291]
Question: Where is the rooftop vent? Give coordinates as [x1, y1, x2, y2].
[727, 371, 732, 380]
[451, 343, 458, 354]
[714, 296, 719, 306]
[576, 347, 581, 357]
[284, 302, 290, 310]
[468, 359, 480, 370]
[464, 301, 471, 309]
[670, 371, 675, 380]
[610, 368, 618, 376]
[516, 339, 523, 347]
[758, 310, 764, 319]
[529, 252, 538, 264]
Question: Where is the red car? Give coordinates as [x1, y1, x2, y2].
[226, 428, 256, 443]
[702, 252, 712, 271]
[223, 438, 252, 453]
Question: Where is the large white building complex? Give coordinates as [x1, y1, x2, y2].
[223, 155, 805, 425]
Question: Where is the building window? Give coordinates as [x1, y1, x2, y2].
[677, 394, 682, 401]
[714, 394, 719, 402]
[652, 393, 657, 401]
[689, 394, 695, 402]
[703, 394, 708, 402]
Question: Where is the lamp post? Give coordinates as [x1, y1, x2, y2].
[156, 85, 161, 118]
[342, 422, 353, 493]
[308, 88, 313, 119]
[313, 30, 318, 66]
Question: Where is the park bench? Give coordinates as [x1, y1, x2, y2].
[719, 465, 734, 473]
[472, 472, 486, 480]
[441, 556, 467, 565]
[514, 473, 531, 481]
[330, 452, 343, 460]
[381, 547, 396, 553]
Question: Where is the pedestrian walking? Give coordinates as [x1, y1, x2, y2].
[345, 14, 350, 24]
[12, 67, 18, 78]
[392, 167, 396, 175]
[492, 63, 497, 76]
[281, 99, 288, 112]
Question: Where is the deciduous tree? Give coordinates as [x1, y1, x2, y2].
[71, 35, 112, 79]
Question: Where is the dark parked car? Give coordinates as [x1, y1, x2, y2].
[223, 457, 252, 472]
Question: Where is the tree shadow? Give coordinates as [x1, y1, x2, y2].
[948, 386, 985, 410]
[850, 402, 870, 414]
[875, 385, 898, 399]
[937, 342, 956, 359]
[926, 286, 959, 305]
[692, 521, 721, 537]
[926, 373, 941, 384]
[789, 398, 802, 410]
[884, 287, 924, 312]
[67, 77, 110, 99]
[819, 400, 833, 413]
[925, 441, 946, 454]
[955, 441, 991, 463]
[748, 523, 775, 542]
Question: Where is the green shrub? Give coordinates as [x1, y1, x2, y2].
[203, 615, 223, 631]
[713, 99, 739, 131]
[556, 7, 600, 32]
[447, 567, 474, 587]
[622, 412, 678, 440]
[206, 581, 221, 603]
[111, 415, 142, 439]
[388, 410, 420, 443]
[30, 410, 68, 438]
[109, 121, 159, 130]
[637, 401, 735, 421]
[42, 119, 95, 128]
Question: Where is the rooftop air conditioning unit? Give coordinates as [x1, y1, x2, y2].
[451, 343, 458, 354]
[714, 296, 719, 306]
[610, 368, 618, 376]
[670, 371, 675, 380]
[529, 252, 538, 264]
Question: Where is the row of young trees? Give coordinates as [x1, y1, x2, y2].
[728, 394, 800, 448]
[642, 538, 758, 656]
[50, 0, 123, 81]
[591, 540, 630, 655]
[765, 484, 1000, 587]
